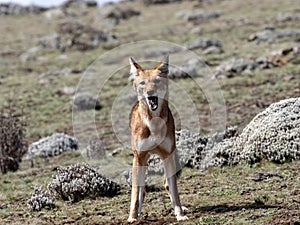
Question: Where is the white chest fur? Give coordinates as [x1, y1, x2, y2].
[135, 116, 172, 153]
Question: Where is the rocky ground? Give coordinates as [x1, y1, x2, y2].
[0, 0, 299, 224]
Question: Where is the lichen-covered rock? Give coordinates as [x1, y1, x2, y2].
[142, 46, 182, 58]
[277, 13, 300, 22]
[26, 133, 79, 159]
[146, 127, 238, 173]
[168, 59, 203, 79]
[39, 20, 116, 51]
[101, 6, 140, 25]
[62, 0, 97, 8]
[248, 29, 300, 44]
[0, 3, 48, 16]
[142, 0, 181, 4]
[71, 92, 101, 111]
[184, 37, 222, 50]
[214, 58, 258, 78]
[82, 139, 106, 160]
[213, 55, 289, 78]
[27, 188, 54, 211]
[176, 127, 238, 169]
[176, 10, 220, 22]
[202, 98, 300, 168]
[48, 164, 120, 202]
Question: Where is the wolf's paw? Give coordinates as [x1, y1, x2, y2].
[176, 215, 189, 221]
[127, 217, 137, 223]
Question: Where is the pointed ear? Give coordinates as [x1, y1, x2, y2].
[129, 57, 143, 78]
[155, 55, 169, 75]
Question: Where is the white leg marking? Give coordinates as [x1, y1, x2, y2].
[138, 186, 144, 217]
[163, 152, 189, 221]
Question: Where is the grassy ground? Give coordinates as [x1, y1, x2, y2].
[0, 0, 300, 224]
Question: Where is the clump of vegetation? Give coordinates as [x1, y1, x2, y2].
[48, 164, 120, 202]
[27, 187, 55, 211]
[0, 103, 27, 174]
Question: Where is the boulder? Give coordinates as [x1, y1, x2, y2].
[27, 133, 79, 159]
[168, 58, 203, 79]
[38, 20, 116, 51]
[184, 37, 222, 50]
[0, 3, 48, 16]
[142, 0, 181, 4]
[62, 0, 97, 8]
[201, 98, 300, 168]
[176, 10, 220, 22]
[142, 46, 182, 58]
[214, 58, 257, 78]
[248, 29, 300, 44]
[146, 127, 238, 173]
[101, 6, 140, 24]
[48, 164, 120, 202]
[39, 67, 84, 78]
[71, 92, 102, 111]
[277, 13, 300, 22]
[82, 139, 106, 160]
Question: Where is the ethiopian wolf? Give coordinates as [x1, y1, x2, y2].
[128, 56, 188, 222]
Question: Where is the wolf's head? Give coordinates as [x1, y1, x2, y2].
[129, 56, 169, 112]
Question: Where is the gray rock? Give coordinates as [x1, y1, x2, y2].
[142, 0, 181, 4]
[142, 46, 182, 58]
[214, 58, 257, 78]
[56, 86, 76, 96]
[19, 46, 43, 62]
[27, 133, 79, 158]
[277, 13, 300, 22]
[82, 139, 106, 160]
[39, 20, 116, 51]
[101, 6, 140, 24]
[146, 127, 238, 173]
[48, 164, 120, 202]
[0, 3, 48, 15]
[203, 46, 223, 54]
[38, 33, 61, 49]
[201, 98, 300, 168]
[248, 29, 300, 44]
[39, 67, 84, 78]
[62, 0, 97, 8]
[176, 10, 220, 22]
[184, 37, 222, 50]
[168, 58, 203, 79]
[71, 92, 102, 111]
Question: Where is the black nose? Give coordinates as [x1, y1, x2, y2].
[147, 90, 155, 96]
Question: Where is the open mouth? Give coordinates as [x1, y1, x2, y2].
[147, 96, 158, 111]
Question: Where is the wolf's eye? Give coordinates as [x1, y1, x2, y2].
[154, 79, 160, 84]
[139, 81, 145, 85]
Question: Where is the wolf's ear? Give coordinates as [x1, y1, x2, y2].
[129, 57, 143, 78]
[155, 55, 169, 75]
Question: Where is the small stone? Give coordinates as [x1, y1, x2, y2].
[26, 133, 79, 159]
[70, 92, 101, 111]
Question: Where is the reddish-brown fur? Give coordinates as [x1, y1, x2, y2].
[127, 56, 188, 222]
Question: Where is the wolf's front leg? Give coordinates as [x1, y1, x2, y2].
[128, 153, 147, 222]
[163, 153, 188, 221]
